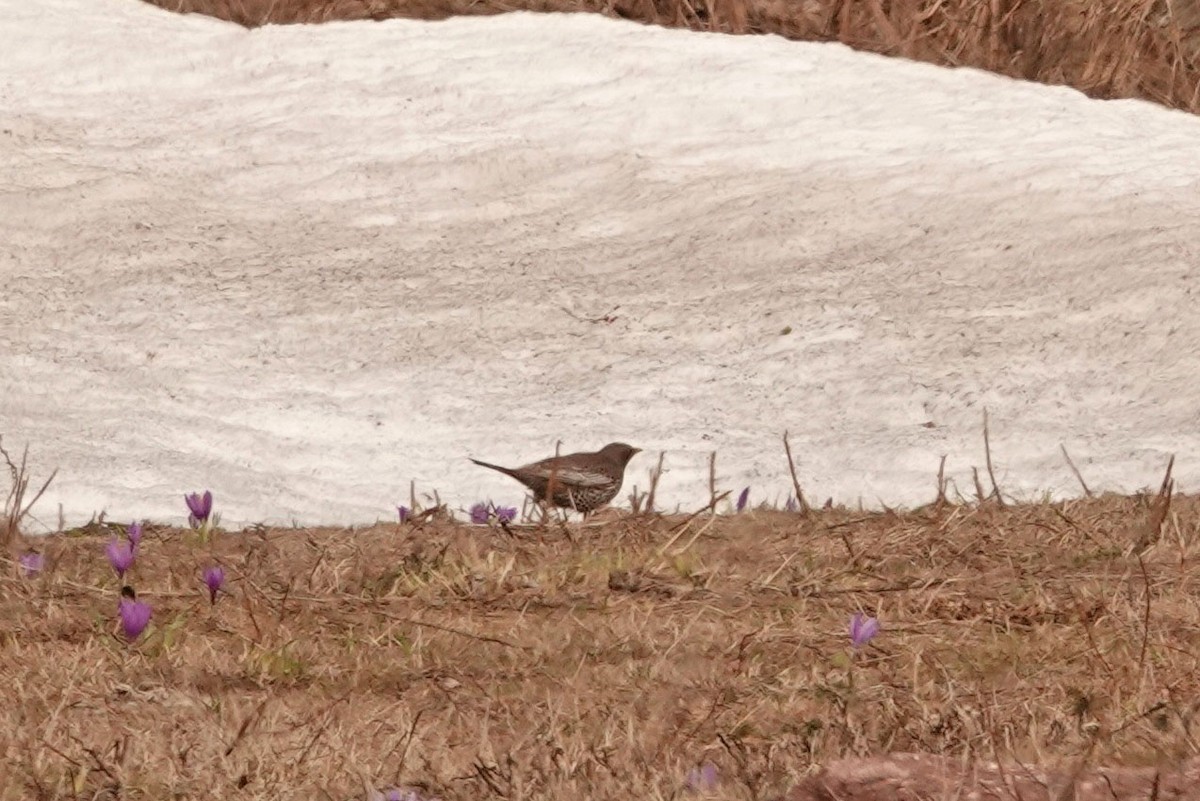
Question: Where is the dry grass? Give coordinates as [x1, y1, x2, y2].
[0, 436, 57, 557]
[140, 0, 1200, 115]
[4, 483, 1200, 799]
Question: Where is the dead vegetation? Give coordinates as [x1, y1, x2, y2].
[3, 473, 1199, 799]
[139, 0, 1200, 115]
[786, 752, 1200, 801]
[0, 436, 57, 555]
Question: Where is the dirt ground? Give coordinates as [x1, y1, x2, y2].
[141, 0, 1200, 116]
[3, 483, 1198, 799]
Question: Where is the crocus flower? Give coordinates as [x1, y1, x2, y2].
[736, 487, 750, 512]
[18, 552, 44, 577]
[849, 612, 880, 649]
[495, 506, 517, 524]
[202, 565, 225, 605]
[127, 521, 143, 549]
[397, 505, 411, 523]
[383, 789, 422, 801]
[118, 598, 152, 641]
[106, 539, 135, 578]
[185, 490, 213, 526]
[685, 762, 719, 793]
[469, 502, 490, 524]
[785, 496, 798, 513]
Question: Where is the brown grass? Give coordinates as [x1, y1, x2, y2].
[0, 437, 57, 557]
[4, 484, 1200, 799]
[139, 0, 1200, 115]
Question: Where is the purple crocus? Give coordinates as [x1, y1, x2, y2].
[495, 506, 517, 524]
[383, 789, 423, 801]
[105, 539, 135, 578]
[397, 505, 411, 524]
[685, 762, 719, 793]
[202, 565, 225, 605]
[118, 598, 152, 641]
[785, 496, 799, 513]
[469, 502, 490, 524]
[849, 612, 880, 649]
[185, 490, 213, 527]
[18, 552, 44, 577]
[736, 487, 750, 513]
[127, 521, 143, 549]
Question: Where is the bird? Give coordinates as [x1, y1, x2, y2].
[469, 442, 641, 514]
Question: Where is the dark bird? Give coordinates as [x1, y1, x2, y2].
[470, 442, 641, 514]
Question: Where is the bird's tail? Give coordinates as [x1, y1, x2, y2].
[469, 458, 520, 478]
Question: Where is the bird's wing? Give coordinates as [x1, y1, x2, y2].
[525, 466, 612, 487]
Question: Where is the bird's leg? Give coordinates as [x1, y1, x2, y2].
[545, 459, 562, 517]
[532, 496, 551, 527]
[532, 490, 565, 529]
